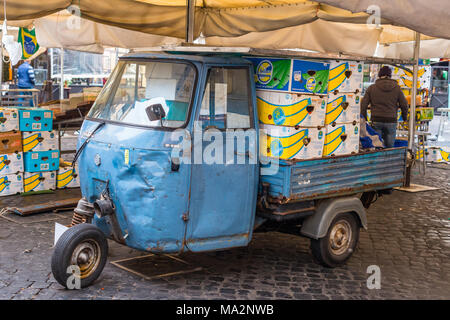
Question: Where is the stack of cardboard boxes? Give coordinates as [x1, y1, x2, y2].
[0, 107, 80, 197]
[248, 57, 328, 160]
[249, 57, 363, 160]
[323, 60, 363, 157]
[0, 108, 24, 196]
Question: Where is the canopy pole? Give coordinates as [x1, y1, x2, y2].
[186, 0, 195, 43]
[59, 48, 64, 101]
[405, 32, 421, 187]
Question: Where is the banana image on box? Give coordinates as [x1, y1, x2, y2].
[260, 124, 324, 160]
[57, 164, 80, 189]
[0, 108, 19, 132]
[0, 173, 23, 196]
[328, 61, 364, 93]
[0, 152, 24, 175]
[392, 65, 431, 90]
[323, 122, 360, 157]
[427, 147, 450, 163]
[23, 171, 56, 192]
[22, 131, 59, 152]
[257, 91, 327, 127]
[325, 93, 361, 125]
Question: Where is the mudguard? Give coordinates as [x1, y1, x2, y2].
[300, 196, 367, 239]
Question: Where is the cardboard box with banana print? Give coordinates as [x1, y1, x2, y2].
[257, 91, 327, 127]
[0, 173, 23, 196]
[325, 92, 361, 125]
[260, 124, 325, 160]
[323, 122, 360, 157]
[328, 60, 364, 94]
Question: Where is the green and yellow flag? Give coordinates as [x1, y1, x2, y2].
[18, 27, 40, 59]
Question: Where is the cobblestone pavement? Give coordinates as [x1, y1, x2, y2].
[0, 167, 449, 300]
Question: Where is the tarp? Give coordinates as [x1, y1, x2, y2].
[1, 0, 449, 40]
[33, 11, 182, 53]
[0, 1, 449, 58]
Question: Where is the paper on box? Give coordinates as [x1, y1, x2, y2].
[260, 124, 324, 160]
[257, 91, 327, 127]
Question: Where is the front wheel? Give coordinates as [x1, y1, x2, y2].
[310, 212, 360, 268]
[51, 223, 108, 288]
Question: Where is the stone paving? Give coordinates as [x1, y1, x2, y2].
[0, 167, 449, 300]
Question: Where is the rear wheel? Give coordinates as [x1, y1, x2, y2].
[310, 212, 359, 268]
[51, 223, 108, 288]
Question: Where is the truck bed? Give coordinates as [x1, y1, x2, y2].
[261, 148, 407, 203]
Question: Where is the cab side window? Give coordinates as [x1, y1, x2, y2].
[199, 67, 252, 129]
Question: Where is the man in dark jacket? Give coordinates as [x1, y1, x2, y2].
[361, 66, 408, 148]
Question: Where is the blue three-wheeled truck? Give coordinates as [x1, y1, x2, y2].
[51, 51, 407, 288]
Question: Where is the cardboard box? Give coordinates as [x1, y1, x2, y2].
[24, 150, 60, 172]
[0, 131, 22, 154]
[19, 109, 53, 131]
[0, 152, 23, 175]
[0, 108, 19, 132]
[83, 87, 102, 101]
[325, 92, 361, 125]
[260, 124, 325, 160]
[23, 171, 56, 192]
[0, 173, 23, 196]
[247, 57, 330, 94]
[426, 147, 450, 163]
[69, 92, 85, 109]
[392, 65, 431, 90]
[323, 122, 360, 157]
[57, 165, 80, 189]
[328, 60, 364, 93]
[257, 91, 327, 127]
[22, 131, 59, 152]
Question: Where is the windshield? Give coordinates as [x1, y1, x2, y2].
[88, 60, 196, 128]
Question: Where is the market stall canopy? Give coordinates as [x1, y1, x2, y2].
[1, 0, 449, 57]
[1, 0, 449, 40]
[33, 11, 182, 53]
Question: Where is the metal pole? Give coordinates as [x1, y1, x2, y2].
[186, 0, 195, 43]
[60, 48, 64, 101]
[405, 32, 421, 187]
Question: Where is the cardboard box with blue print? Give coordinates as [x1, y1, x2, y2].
[0, 108, 19, 132]
[426, 147, 449, 163]
[57, 164, 80, 189]
[19, 109, 53, 131]
[325, 92, 361, 125]
[24, 150, 59, 172]
[247, 57, 330, 94]
[23, 171, 56, 193]
[0, 173, 23, 196]
[323, 122, 360, 157]
[22, 131, 59, 152]
[328, 60, 364, 94]
[257, 90, 327, 127]
[260, 124, 325, 160]
[0, 152, 24, 175]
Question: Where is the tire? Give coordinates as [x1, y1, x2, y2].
[310, 212, 360, 268]
[51, 223, 108, 289]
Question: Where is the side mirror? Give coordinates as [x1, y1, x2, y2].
[146, 104, 166, 122]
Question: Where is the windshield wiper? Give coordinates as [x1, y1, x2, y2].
[72, 121, 106, 167]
